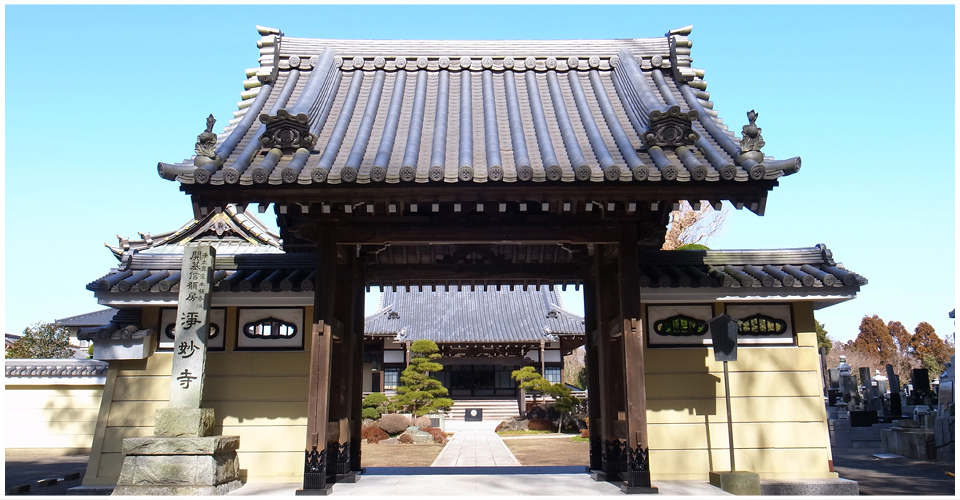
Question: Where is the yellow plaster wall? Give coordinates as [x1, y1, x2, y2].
[4, 385, 104, 451]
[645, 301, 836, 480]
[82, 306, 314, 486]
[83, 301, 834, 484]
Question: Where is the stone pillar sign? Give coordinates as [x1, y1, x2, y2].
[113, 244, 242, 496]
[169, 245, 215, 408]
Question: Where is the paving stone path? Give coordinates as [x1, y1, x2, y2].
[431, 420, 521, 467]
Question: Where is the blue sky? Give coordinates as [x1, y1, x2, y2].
[4, 5, 955, 344]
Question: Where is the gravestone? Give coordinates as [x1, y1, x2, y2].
[885, 364, 902, 418]
[837, 356, 854, 418]
[858, 367, 872, 404]
[827, 368, 841, 406]
[912, 369, 930, 405]
[828, 368, 840, 389]
[113, 246, 242, 496]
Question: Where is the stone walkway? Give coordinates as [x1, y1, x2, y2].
[431, 419, 521, 466]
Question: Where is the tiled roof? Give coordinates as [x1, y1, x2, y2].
[89, 241, 865, 299]
[636, 244, 867, 289]
[159, 26, 799, 191]
[5, 359, 109, 378]
[56, 308, 118, 327]
[106, 205, 281, 262]
[365, 288, 584, 343]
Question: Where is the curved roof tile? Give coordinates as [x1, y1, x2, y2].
[161, 28, 800, 188]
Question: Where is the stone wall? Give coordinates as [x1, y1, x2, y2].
[935, 416, 954, 462]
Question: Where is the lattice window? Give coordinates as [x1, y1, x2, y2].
[165, 323, 219, 340]
[737, 314, 787, 335]
[653, 314, 708, 336]
[544, 366, 562, 384]
[242, 317, 298, 339]
[383, 368, 400, 390]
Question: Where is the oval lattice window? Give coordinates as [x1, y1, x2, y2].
[165, 323, 219, 340]
[737, 314, 787, 336]
[653, 314, 708, 336]
[243, 317, 298, 339]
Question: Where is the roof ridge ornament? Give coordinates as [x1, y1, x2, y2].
[643, 105, 700, 148]
[737, 110, 765, 163]
[193, 114, 225, 170]
[259, 109, 317, 153]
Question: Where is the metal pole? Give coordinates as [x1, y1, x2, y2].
[723, 360, 735, 472]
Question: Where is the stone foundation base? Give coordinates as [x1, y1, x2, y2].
[295, 485, 334, 495]
[760, 478, 859, 495]
[620, 483, 659, 494]
[589, 470, 621, 482]
[709, 471, 761, 495]
[113, 480, 241, 496]
[113, 435, 241, 496]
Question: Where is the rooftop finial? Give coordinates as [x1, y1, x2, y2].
[737, 110, 765, 163]
[193, 114, 224, 170]
[740, 110, 765, 152]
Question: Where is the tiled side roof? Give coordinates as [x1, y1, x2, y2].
[106, 205, 281, 261]
[365, 288, 584, 342]
[88, 244, 865, 297]
[160, 26, 799, 190]
[636, 244, 868, 289]
[56, 308, 118, 327]
[5, 359, 109, 378]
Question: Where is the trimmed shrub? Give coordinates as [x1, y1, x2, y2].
[362, 426, 389, 444]
[362, 392, 389, 420]
[527, 419, 555, 431]
[422, 426, 448, 444]
[398, 433, 414, 444]
[378, 413, 413, 435]
[414, 416, 432, 428]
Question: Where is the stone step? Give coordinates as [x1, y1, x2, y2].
[449, 399, 522, 421]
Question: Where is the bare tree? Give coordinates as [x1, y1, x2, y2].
[661, 201, 728, 250]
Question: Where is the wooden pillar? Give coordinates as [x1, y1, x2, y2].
[349, 250, 365, 473]
[299, 225, 337, 495]
[539, 339, 546, 375]
[328, 257, 357, 482]
[618, 222, 656, 493]
[583, 276, 603, 472]
[593, 244, 625, 480]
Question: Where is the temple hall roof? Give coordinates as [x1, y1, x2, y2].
[364, 288, 584, 343]
[159, 26, 799, 209]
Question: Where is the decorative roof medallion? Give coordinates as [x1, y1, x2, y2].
[738, 110, 765, 162]
[643, 106, 699, 148]
[193, 114, 224, 169]
[259, 109, 317, 153]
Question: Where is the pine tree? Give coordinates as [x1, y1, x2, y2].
[5, 322, 74, 359]
[511, 366, 553, 403]
[815, 320, 832, 353]
[390, 340, 453, 416]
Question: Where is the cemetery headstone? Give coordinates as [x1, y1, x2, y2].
[886, 364, 902, 418]
[912, 369, 930, 405]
